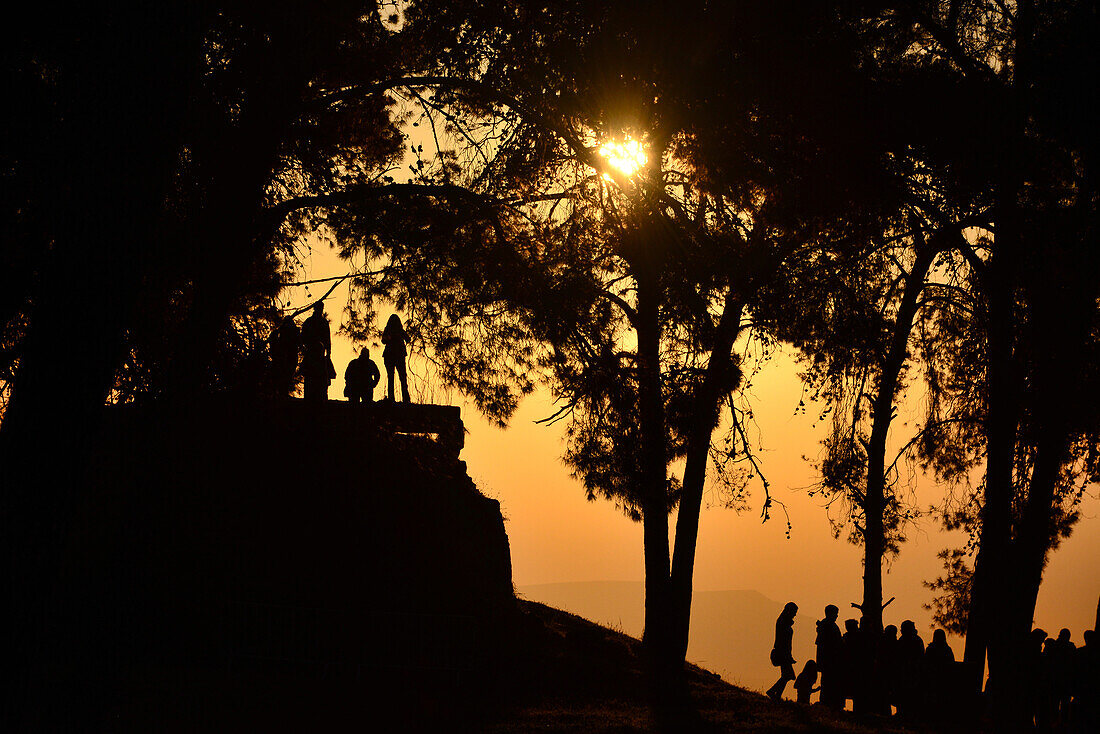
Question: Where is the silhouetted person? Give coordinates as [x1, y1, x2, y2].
[924, 629, 955, 719]
[816, 604, 844, 709]
[302, 301, 331, 358]
[767, 602, 798, 701]
[1053, 628, 1077, 724]
[849, 594, 897, 712]
[270, 315, 300, 394]
[895, 620, 924, 717]
[382, 313, 410, 402]
[925, 628, 955, 667]
[344, 349, 380, 403]
[879, 624, 900, 714]
[1072, 629, 1097, 731]
[301, 302, 334, 402]
[841, 618, 866, 711]
[795, 660, 820, 704]
[1038, 636, 1058, 729]
[1024, 627, 1048, 728]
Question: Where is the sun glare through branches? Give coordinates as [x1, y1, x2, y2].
[598, 137, 648, 178]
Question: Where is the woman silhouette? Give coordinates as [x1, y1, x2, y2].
[381, 314, 411, 402]
[767, 602, 799, 701]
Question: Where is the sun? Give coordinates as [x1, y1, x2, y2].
[598, 137, 648, 177]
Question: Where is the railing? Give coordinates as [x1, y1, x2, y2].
[295, 399, 466, 457]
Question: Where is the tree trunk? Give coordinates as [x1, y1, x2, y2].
[968, 228, 1019, 694]
[633, 250, 700, 729]
[982, 8, 1035, 728]
[669, 297, 743, 663]
[851, 240, 937, 715]
[1, 10, 206, 728]
[987, 425, 1068, 731]
[963, 543, 991, 685]
[1012, 426, 1069, 637]
[862, 242, 938, 641]
[634, 263, 672, 658]
[996, 266, 1082, 726]
[962, 248, 1013, 692]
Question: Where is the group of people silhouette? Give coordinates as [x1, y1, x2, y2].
[767, 601, 1098, 729]
[1023, 627, 1098, 731]
[270, 302, 411, 403]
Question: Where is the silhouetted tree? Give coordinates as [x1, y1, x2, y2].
[860, 3, 1100, 727]
[712, 13, 994, 704]
[317, 3, 942, 698]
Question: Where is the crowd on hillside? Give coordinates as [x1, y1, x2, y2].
[767, 602, 1098, 730]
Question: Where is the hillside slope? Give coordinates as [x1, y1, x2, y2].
[518, 581, 786, 691]
[490, 600, 957, 733]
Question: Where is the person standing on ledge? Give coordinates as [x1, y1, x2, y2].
[269, 315, 300, 396]
[767, 602, 799, 701]
[300, 301, 334, 402]
[381, 313, 410, 402]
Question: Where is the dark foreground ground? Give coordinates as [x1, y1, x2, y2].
[485, 600, 954, 734]
[87, 598, 962, 732]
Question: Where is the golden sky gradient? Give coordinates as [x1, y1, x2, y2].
[295, 239, 1100, 652]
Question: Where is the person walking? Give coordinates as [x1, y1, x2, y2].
[382, 313, 411, 402]
[767, 602, 799, 701]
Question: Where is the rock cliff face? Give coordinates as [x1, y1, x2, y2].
[67, 398, 515, 691]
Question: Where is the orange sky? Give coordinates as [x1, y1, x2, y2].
[297, 242, 1100, 648]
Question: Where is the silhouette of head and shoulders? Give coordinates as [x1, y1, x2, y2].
[774, 602, 798, 655]
[275, 315, 298, 341]
[382, 314, 408, 354]
[795, 659, 818, 686]
[1029, 627, 1048, 657]
[926, 628, 955, 665]
[304, 301, 326, 325]
[1055, 627, 1075, 652]
[302, 302, 331, 356]
[794, 659, 819, 702]
[815, 605, 842, 654]
[270, 316, 300, 369]
[346, 348, 378, 380]
[898, 620, 925, 661]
